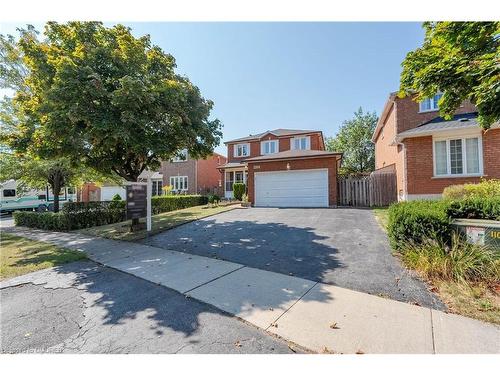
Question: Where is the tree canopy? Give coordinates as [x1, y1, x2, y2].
[325, 108, 378, 176]
[400, 22, 500, 129]
[0, 22, 222, 182]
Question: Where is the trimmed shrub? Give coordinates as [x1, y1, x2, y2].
[443, 179, 500, 200]
[387, 200, 452, 252]
[233, 183, 246, 201]
[13, 211, 69, 231]
[151, 195, 208, 215]
[208, 194, 221, 206]
[446, 197, 500, 221]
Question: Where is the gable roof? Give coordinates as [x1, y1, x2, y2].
[225, 129, 321, 144]
[372, 92, 397, 143]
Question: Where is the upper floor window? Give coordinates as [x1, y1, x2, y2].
[172, 149, 188, 162]
[433, 135, 482, 177]
[419, 93, 443, 112]
[261, 140, 278, 155]
[291, 136, 310, 150]
[234, 143, 250, 157]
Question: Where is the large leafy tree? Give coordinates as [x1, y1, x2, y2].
[0, 22, 222, 183]
[400, 22, 500, 129]
[325, 108, 378, 176]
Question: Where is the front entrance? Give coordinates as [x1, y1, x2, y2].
[254, 169, 329, 207]
[224, 169, 247, 199]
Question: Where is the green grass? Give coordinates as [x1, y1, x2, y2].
[76, 203, 239, 241]
[0, 233, 87, 280]
[372, 207, 389, 231]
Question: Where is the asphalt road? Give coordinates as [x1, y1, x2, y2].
[144, 207, 445, 310]
[0, 261, 301, 354]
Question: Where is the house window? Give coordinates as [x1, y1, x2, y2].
[172, 149, 188, 162]
[261, 140, 278, 154]
[170, 176, 188, 191]
[433, 136, 482, 177]
[291, 136, 310, 150]
[234, 143, 250, 157]
[419, 93, 443, 112]
[152, 180, 163, 196]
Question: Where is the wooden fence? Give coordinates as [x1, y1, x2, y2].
[337, 171, 397, 207]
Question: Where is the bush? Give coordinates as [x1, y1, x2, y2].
[111, 193, 122, 201]
[233, 183, 246, 201]
[387, 200, 452, 251]
[446, 197, 500, 221]
[151, 195, 208, 215]
[401, 234, 499, 284]
[14, 211, 69, 231]
[208, 194, 221, 206]
[443, 179, 500, 200]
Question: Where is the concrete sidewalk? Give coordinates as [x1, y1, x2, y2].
[3, 226, 499, 354]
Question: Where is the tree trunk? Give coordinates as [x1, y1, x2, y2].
[52, 180, 61, 213]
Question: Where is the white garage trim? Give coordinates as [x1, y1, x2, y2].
[254, 169, 329, 208]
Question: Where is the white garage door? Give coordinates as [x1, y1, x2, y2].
[255, 169, 329, 207]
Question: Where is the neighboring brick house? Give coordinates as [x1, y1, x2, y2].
[159, 150, 226, 195]
[372, 92, 500, 200]
[219, 129, 342, 207]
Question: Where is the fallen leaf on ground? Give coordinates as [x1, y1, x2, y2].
[356, 349, 365, 354]
[329, 322, 339, 329]
[234, 341, 242, 347]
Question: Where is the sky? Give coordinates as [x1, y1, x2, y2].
[0, 22, 425, 155]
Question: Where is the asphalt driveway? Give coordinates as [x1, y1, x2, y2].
[0, 261, 300, 354]
[144, 207, 445, 310]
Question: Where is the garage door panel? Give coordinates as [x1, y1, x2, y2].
[255, 169, 328, 208]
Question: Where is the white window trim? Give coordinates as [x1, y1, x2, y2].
[234, 143, 250, 158]
[260, 140, 279, 155]
[169, 176, 189, 191]
[172, 149, 188, 162]
[419, 93, 442, 113]
[291, 136, 311, 150]
[432, 134, 483, 178]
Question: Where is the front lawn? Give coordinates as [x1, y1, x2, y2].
[0, 233, 87, 280]
[76, 203, 238, 241]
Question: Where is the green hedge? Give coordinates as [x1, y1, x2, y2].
[13, 211, 69, 231]
[151, 195, 208, 215]
[446, 197, 500, 221]
[387, 200, 452, 252]
[233, 183, 246, 201]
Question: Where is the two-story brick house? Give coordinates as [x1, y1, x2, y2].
[372, 93, 500, 200]
[159, 150, 227, 195]
[219, 129, 342, 207]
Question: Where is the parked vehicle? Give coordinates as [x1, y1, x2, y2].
[0, 179, 76, 213]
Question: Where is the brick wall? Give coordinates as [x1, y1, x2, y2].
[226, 133, 324, 163]
[404, 129, 500, 195]
[395, 96, 477, 133]
[246, 157, 338, 206]
[160, 157, 197, 194]
[196, 154, 226, 194]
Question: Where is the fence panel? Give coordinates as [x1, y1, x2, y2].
[337, 171, 397, 207]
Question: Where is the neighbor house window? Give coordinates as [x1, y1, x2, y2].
[419, 93, 443, 112]
[291, 136, 310, 150]
[172, 149, 188, 162]
[261, 140, 278, 154]
[234, 143, 250, 157]
[170, 176, 188, 191]
[433, 136, 482, 177]
[152, 180, 163, 196]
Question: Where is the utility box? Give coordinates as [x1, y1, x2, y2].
[452, 219, 500, 249]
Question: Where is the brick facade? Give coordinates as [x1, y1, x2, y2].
[404, 129, 500, 195]
[374, 93, 498, 199]
[226, 132, 324, 163]
[246, 157, 339, 206]
[159, 153, 226, 194]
